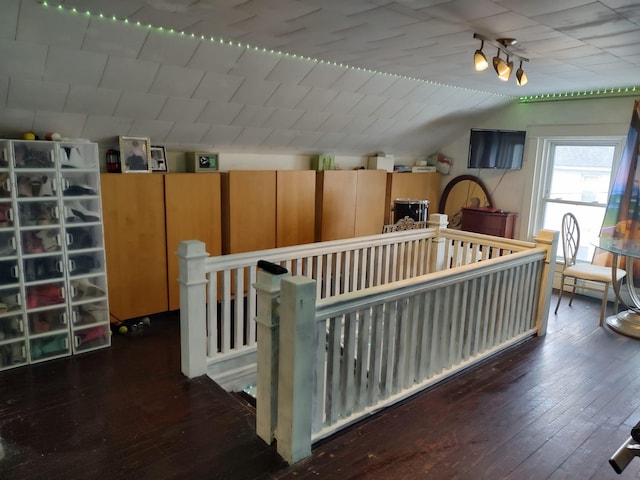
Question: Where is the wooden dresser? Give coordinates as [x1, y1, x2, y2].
[461, 207, 517, 238]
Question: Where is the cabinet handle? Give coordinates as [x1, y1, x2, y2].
[51, 177, 58, 195]
[71, 310, 78, 324]
[53, 205, 59, 220]
[9, 236, 16, 251]
[74, 335, 81, 347]
[59, 287, 65, 300]
[3, 177, 10, 193]
[18, 318, 24, 332]
[68, 259, 76, 273]
[66, 233, 72, 246]
[55, 234, 62, 248]
[62, 311, 68, 325]
[10, 265, 18, 279]
[56, 261, 64, 273]
[49, 150, 55, 164]
[6, 207, 12, 222]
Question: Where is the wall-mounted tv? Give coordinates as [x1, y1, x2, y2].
[467, 129, 526, 170]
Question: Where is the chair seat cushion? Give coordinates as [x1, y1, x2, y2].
[564, 263, 626, 283]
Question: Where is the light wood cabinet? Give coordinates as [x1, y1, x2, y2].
[385, 172, 441, 224]
[276, 170, 316, 247]
[355, 170, 388, 237]
[316, 170, 387, 241]
[101, 174, 168, 321]
[164, 174, 222, 311]
[223, 171, 276, 254]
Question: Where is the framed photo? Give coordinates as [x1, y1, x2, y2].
[150, 146, 168, 172]
[118, 136, 151, 173]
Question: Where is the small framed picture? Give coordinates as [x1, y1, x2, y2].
[186, 152, 219, 172]
[118, 136, 151, 173]
[150, 146, 168, 172]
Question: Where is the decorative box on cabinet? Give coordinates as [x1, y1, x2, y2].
[461, 207, 517, 238]
[385, 172, 441, 224]
[0, 140, 110, 371]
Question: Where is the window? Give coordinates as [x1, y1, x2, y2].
[536, 138, 624, 262]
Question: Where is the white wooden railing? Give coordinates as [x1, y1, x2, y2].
[255, 229, 558, 463]
[178, 214, 554, 390]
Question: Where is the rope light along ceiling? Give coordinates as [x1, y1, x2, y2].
[473, 33, 528, 86]
[39, 1, 511, 99]
[40, 3, 640, 103]
[519, 86, 639, 103]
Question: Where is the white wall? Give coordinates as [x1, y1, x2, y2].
[438, 96, 634, 240]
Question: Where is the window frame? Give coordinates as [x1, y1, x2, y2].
[529, 135, 626, 261]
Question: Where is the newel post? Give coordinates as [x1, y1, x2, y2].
[276, 276, 317, 464]
[534, 229, 559, 336]
[428, 213, 449, 272]
[254, 268, 290, 444]
[177, 240, 209, 378]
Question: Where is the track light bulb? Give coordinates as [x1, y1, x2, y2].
[516, 62, 527, 86]
[493, 50, 509, 77]
[474, 41, 488, 71]
[498, 56, 513, 81]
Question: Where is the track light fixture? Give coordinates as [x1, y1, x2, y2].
[474, 41, 489, 71]
[473, 33, 529, 86]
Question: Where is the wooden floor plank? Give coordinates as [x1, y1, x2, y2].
[2, 295, 640, 479]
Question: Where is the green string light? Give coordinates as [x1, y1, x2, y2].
[53, 2, 627, 100]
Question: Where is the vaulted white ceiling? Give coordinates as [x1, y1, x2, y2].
[0, 0, 639, 155]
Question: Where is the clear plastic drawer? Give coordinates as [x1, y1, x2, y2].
[27, 306, 68, 335]
[29, 333, 70, 361]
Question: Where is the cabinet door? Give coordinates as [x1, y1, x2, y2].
[276, 170, 316, 247]
[315, 171, 357, 241]
[101, 174, 168, 320]
[224, 171, 276, 254]
[385, 172, 441, 224]
[354, 170, 387, 237]
[165, 174, 222, 311]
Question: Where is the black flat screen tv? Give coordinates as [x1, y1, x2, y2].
[467, 129, 526, 170]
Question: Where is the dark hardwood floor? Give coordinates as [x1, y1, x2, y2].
[2, 294, 640, 479]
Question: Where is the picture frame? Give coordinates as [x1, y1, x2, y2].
[118, 136, 151, 173]
[185, 152, 219, 172]
[150, 145, 168, 172]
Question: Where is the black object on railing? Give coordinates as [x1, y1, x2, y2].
[257, 260, 288, 275]
[610, 420, 640, 474]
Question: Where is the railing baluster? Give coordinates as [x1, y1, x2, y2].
[247, 266, 257, 346]
[234, 267, 245, 348]
[326, 316, 341, 424]
[221, 269, 231, 353]
[341, 312, 357, 417]
[207, 271, 218, 357]
[368, 304, 384, 406]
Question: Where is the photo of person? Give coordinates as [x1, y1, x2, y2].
[119, 136, 150, 173]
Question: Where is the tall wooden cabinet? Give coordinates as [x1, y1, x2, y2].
[315, 170, 387, 241]
[0, 140, 110, 371]
[276, 170, 316, 247]
[222, 170, 316, 253]
[385, 172, 441, 224]
[101, 173, 223, 319]
[101, 174, 168, 321]
[222, 171, 277, 254]
[165, 174, 222, 311]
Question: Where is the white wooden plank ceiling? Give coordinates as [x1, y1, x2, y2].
[0, 0, 638, 155]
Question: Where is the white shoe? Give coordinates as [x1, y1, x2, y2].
[60, 147, 86, 169]
[65, 201, 100, 222]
